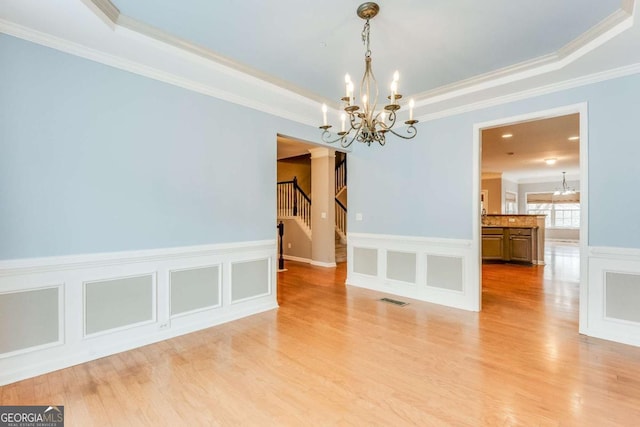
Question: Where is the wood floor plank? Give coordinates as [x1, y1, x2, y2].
[2, 244, 640, 425]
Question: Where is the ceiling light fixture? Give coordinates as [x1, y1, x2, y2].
[568, 136, 580, 141]
[554, 172, 576, 195]
[319, 2, 418, 147]
[545, 158, 557, 165]
[502, 133, 513, 139]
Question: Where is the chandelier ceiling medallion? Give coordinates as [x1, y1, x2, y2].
[554, 172, 576, 196]
[319, 2, 418, 148]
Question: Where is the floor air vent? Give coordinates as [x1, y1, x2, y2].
[379, 297, 408, 307]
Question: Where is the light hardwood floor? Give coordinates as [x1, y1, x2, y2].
[2, 244, 640, 425]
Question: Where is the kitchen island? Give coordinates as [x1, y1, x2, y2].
[482, 215, 546, 265]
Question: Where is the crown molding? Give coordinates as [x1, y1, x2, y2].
[83, 0, 636, 115]
[0, 17, 320, 128]
[79, 0, 118, 29]
[115, 15, 327, 105]
[416, 62, 640, 123]
[412, 6, 634, 109]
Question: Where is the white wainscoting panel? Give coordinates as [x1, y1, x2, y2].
[586, 246, 640, 347]
[84, 274, 155, 336]
[170, 265, 221, 317]
[386, 251, 417, 284]
[0, 285, 63, 357]
[347, 233, 478, 311]
[230, 258, 271, 303]
[0, 240, 277, 385]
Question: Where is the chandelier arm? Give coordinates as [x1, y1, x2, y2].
[342, 129, 363, 148]
[321, 129, 347, 145]
[386, 109, 397, 128]
[386, 124, 418, 140]
[349, 113, 363, 130]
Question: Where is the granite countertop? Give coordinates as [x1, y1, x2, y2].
[482, 225, 539, 229]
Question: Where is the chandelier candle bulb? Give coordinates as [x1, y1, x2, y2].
[409, 99, 415, 121]
[390, 81, 398, 104]
[322, 103, 328, 126]
[345, 74, 351, 98]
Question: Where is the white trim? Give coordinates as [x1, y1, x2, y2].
[310, 260, 337, 268]
[115, 15, 325, 106]
[412, 8, 633, 110]
[347, 233, 477, 311]
[0, 19, 320, 128]
[416, 63, 640, 124]
[473, 102, 589, 331]
[0, 241, 277, 385]
[0, 239, 274, 276]
[348, 232, 472, 248]
[79, 0, 119, 27]
[589, 246, 640, 260]
[283, 255, 312, 264]
[585, 248, 640, 347]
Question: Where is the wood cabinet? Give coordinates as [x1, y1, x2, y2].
[482, 227, 534, 264]
[508, 228, 532, 262]
[481, 228, 504, 260]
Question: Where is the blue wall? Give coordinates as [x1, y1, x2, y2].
[0, 35, 317, 259]
[2, 33, 639, 260]
[349, 73, 640, 249]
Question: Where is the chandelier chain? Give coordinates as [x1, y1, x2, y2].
[362, 20, 371, 58]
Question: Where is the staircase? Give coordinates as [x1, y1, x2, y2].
[276, 157, 347, 263]
[335, 158, 347, 262]
[277, 177, 311, 238]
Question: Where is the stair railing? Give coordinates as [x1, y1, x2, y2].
[277, 177, 311, 230]
[335, 158, 347, 194]
[335, 198, 347, 238]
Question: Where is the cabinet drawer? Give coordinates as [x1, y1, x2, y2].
[482, 228, 503, 235]
[509, 228, 532, 236]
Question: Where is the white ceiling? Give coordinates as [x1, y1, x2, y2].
[109, 0, 622, 102]
[482, 114, 580, 182]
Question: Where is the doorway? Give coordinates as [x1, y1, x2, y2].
[276, 135, 349, 270]
[473, 103, 588, 331]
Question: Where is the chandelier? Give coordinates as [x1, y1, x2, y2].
[319, 2, 418, 148]
[553, 172, 576, 196]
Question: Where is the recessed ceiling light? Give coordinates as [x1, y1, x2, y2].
[545, 158, 557, 165]
[568, 136, 579, 141]
[502, 133, 513, 139]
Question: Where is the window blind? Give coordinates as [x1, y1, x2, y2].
[526, 192, 580, 204]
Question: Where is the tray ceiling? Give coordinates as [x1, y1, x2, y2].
[110, 0, 623, 100]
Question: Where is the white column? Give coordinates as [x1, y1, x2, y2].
[309, 147, 336, 267]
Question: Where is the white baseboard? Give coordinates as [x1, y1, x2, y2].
[283, 255, 312, 264]
[310, 260, 337, 268]
[283, 256, 336, 268]
[0, 240, 278, 385]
